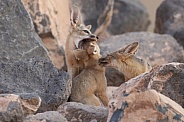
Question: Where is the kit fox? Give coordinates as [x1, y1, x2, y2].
[65, 6, 97, 79]
[70, 39, 109, 106]
[99, 42, 151, 81]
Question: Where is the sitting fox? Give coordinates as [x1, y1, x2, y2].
[99, 42, 151, 81]
[65, 6, 97, 79]
[70, 39, 109, 106]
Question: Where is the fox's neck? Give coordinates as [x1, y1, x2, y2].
[118, 56, 148, 79]
[66, 33, 81, 50]
[85, 58, 104, 72]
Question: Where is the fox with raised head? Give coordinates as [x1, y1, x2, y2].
[70, 39, 109, 106]
[65, 6, 97, 79]
[99, 42, 151, 81]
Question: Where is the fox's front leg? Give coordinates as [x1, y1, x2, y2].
[96, 92, 109, 106]
[68, 67, 79, 79]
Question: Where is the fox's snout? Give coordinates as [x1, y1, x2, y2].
[90, 34, 96, 38]
[90, 34, 98, 39]
[99, 58, 109, 66]
[90, 35, 95, 38]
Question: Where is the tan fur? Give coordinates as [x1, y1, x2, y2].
[99, 42, 152, 81]
[70, 40, 109, 106]
[65, 6, 97, 79]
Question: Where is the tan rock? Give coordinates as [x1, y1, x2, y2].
[0, 94, 41, 122]
[108, 90, 184, 122]
[112, 63, 184, 108]
[22, 0, 70, 69]
[18, 93, 41, 115]
[106, 86, 118, 101]
[24, 111, 67, 122]
[57, 102, 108, 122]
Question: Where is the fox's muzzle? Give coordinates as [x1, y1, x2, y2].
[98, 58, 109, 66]
[90, 34, 96, 38]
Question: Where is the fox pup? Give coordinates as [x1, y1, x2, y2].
[99, 42, 151, 81]
[70, 39, 109, 106]
[65, 6, 97, 79]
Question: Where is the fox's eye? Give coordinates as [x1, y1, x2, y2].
[83, 30, 89, 34]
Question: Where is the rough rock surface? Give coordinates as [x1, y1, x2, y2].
[0, 57, 71, 112]
[108, 90, 184, 122]
[58, 102, 108, 122]
[112, 63, 184, 108]
[155, 0, 184, 48]
[99, 32, 184, 86]
[24, 111, 67, 122]
[0, 0, 48, 63]
[0, 94, 41, 122]
[108, 0, 150, 35]
[71, 0, 150, 35]
[106, 68, 125, 86]
[22, 0, 70, 69]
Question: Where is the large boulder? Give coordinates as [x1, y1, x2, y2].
[0, 0, 48, 63]
[71, 0, 150, 35]
[0, 58, 71, 112]
[99, 32, 184, 86]
[24, 111, 67, 122]
[0, 94, 41, 122]
[0, 0, 71, 112]
[58, 102, 108, 122]
[108, 90, 184, 122]
[22, 0, 70, 69]
[111, 63, 184, 108]
[108, 0, 150, 35]
[155, 0, 184, 48]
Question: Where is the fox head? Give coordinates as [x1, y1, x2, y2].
[70, 6, 97, 48]
[73, 39, 101, 62]
[99, 42, 139, 68]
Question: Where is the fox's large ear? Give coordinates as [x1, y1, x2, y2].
[73, 49, 89, 61]
[117, 42, 139, 59]
[70, 6, 82, 27]
[86, 25, 92, 30]
[119, 42, 139, 55]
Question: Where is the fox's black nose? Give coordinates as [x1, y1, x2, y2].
[90, 35, 96, 38]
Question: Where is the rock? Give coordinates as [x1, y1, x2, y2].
[149, 63, 184, 108]
[0, 0, 71, 112]
[0, 94, 41, 122]
[105, 68, 125, 86]
[71, 0, 150, 35]
[108, 90, 184, 122]
[106, 86, 118, 101]
[108, 0, 150, 35]
[58, 102, 108, 122]
[112, 63, 184, 108]
[0, 57, 71, 112]
[99, 32, 184, 86]
[17, 93, 41, 115]
[22, 0, 70, 69]
[24, 111, 67, 122]
[0, 0, 48, 63]
[155, 0, 184, 48]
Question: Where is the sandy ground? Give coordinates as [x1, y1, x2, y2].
[140, 0, 164, 31]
